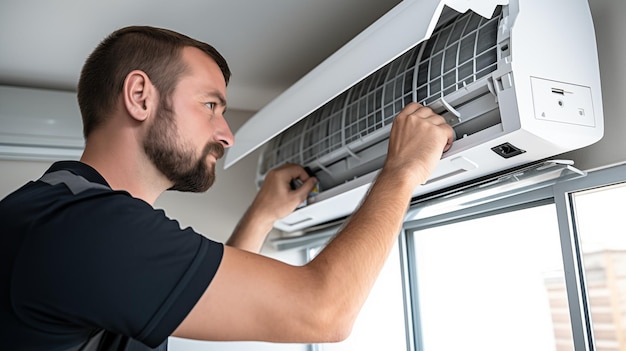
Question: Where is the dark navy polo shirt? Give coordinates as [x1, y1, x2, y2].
[0, 161, 224, 350]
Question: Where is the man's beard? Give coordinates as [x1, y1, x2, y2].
[143, 104, 224, 193]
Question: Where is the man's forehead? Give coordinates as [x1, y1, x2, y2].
[182, 47, 225, 76]
[179, 47, 227, 92]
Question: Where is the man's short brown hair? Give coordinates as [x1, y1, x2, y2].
[77, 26, 230, 138]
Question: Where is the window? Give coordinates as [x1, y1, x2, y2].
[570, 182, 626, 350]
[403, 162, 626, 351]
[405, 204, 573, 350]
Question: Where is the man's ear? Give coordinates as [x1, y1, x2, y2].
[122, 70, 156, 122]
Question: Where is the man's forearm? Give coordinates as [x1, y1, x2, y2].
[226, 205, 276, 253]
[302, 102, 453, 330]
[304, 166, 418, 328]
[226, 164, 317, 253]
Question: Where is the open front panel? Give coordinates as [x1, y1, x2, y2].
[258, 6, 505, 191]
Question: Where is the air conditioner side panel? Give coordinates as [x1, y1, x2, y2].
[504, 0, 604, 148]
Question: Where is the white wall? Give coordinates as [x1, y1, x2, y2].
[561, 0, 626, 170]
[0, 159, 51, 194]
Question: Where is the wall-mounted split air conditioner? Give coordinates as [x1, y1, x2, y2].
[0, 86, 84, 161]
[224, 0, 604, 232]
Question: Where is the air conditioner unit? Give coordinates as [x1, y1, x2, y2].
[0, 86, 84, 161]
[224, 0, 604, 232]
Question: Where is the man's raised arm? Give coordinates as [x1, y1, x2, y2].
[174, 103, 454, 343]
[226, 164, 317, 253]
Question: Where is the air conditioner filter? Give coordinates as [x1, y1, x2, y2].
[259, 7, 503, 191]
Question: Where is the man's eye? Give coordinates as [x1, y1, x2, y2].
[205, 102, 216, 110]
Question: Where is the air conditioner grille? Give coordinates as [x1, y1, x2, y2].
[302, 93, 346, 164]
[417, 7, 501, 105]
[259, 6, 502, 178]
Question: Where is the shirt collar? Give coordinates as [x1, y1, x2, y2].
[45, 161, 110, 188]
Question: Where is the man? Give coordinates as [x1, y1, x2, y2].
[0, 26, 453, 350]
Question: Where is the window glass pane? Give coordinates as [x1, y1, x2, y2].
[408, 204, 574, 350]
[571, 182, 626, 350]
[310, 241, 407, 351]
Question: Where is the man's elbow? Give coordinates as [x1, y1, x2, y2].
[306, 311, 354, 343]
[302, 296, 358, 343]
[292, 266, 361, 343]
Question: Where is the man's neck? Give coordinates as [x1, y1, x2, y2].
[80, 136, 171, 206]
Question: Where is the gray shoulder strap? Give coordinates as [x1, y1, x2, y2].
[39, 170, 110, 195]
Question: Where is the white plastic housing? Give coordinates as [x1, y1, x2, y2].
[225, 0, 603, 232]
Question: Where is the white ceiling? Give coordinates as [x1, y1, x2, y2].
[0, 0, 400, 112]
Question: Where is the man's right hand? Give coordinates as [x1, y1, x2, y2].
[384, 102, 454, 188]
